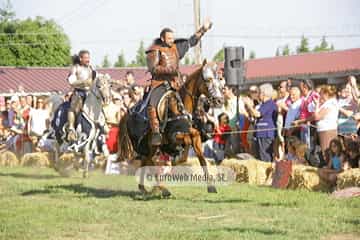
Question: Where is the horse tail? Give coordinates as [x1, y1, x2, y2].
[118, 112, 135, 161]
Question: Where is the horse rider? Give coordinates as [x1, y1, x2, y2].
[145, 18, 213, 147]
[66, 50, 96, 141]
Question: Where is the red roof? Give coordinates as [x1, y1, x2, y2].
[245, 48, 360, 80]
[0, 48, 359, 93]
[0, 67, 150, 93]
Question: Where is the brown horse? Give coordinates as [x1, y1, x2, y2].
[119, 60, 224, 197]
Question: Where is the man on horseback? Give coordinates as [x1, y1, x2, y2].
[146, 18, 212, 146]
[66, 50, 96, 141]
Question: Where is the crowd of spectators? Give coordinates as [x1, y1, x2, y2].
[1, 70, 359, 186]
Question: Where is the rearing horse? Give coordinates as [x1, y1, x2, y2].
[119, 60, 224, 197]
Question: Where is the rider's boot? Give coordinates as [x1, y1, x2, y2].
[147, 106, 162, 146]
[67, 111, 77, 142]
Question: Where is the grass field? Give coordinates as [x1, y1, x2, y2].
[0, 167, 359, 240]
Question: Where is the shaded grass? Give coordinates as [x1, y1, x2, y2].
[0, 167, 359, 240]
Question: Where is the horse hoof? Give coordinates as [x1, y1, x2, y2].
[207, 185, 217, 193]
[162, 189, 172, 198]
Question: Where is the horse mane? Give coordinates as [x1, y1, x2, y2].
[181, 65, 202, 94]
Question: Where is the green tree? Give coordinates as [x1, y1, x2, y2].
[114, 51, 126, 67]
[313, 36, 335, 52]
[282, 45, 290, 56]
[0, 0, 15, 22]
[296, 35, 310, 54]
[0, 16, 71, 66]
[135, 40, 146, 66]
[249, 50, 256, 59]
[212, 48, 224, 62]
[101, 55, 111, 68]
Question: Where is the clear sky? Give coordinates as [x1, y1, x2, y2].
[8, 0, 360, 66]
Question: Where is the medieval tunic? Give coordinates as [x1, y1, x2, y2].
[145, 35, 201, 107]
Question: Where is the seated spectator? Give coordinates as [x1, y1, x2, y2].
[345, 141, 360, 168]
[293, 142, 308, 165]
[319, 138, 347, 186]
[285, 136, 301, 161]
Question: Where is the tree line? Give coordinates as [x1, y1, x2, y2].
[213, 35, 335, 62]
[1, 0, 337, 68]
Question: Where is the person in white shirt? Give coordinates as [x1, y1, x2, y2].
[28, 98, 49, 148]
[315, 86, 339, 154]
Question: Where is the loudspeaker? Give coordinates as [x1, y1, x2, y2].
[224, 46, 244, 86]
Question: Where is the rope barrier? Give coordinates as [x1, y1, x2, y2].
[210, 122, 359, 140]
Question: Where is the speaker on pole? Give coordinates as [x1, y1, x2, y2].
[224, 46, 244, 87]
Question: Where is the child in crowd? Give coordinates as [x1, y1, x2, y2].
[293, 143, 308, 165]
[319, 138, 348, 186]
[212, 112, 231, 164]
[284, 136, 300, 161]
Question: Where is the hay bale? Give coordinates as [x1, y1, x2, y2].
[221, 159, 249, 183]
[21, 152, 51, 167]
[337, 169, 360, 190]
[221, 159, 273, 185]
[55, 153, 77, 177]
[288, 165, 331, 191]
[0, 151, 19, 167]
[176, 157, 213, 167]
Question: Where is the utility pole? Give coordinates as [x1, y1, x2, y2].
[193, 0, 201, 64]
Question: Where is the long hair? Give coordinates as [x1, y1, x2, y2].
[328, 138, 344, 157]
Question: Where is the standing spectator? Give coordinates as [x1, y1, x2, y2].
[284, 85, 302, 136]
[245, 85, 261, 156]
[26, 95, 34, 108]
[314, 86, 339, 155]
[295, 85, 338, 155]
[275, 80, 291, 159]
[28, 98, 50, 149]
[347, 75, 360, 101]
[19, 96, 32, 154]
[7, 98, 20, 128]
[337, 84, 358, 137]
[222, 86, 245, 155]
[297, 79, 319, 150]
[244, 83, 277, 162]
[125, 71, 136, 87]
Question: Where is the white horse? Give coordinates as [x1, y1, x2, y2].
[41, 73, 112, 177]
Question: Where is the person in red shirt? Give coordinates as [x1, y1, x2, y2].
[213, 112, 231, 164]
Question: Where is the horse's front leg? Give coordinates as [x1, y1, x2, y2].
[190, 128, 217, 193]
[83, 144, 91, 178]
